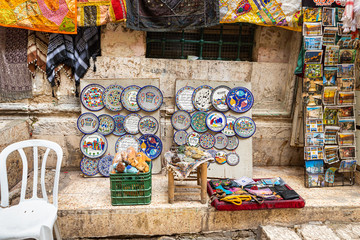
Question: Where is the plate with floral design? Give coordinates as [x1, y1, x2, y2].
[174, 130, 188, 146]
[226, 152, 240, 166]
[205, 112, 227, 132]
[124, 113, 141, 135]
[80, 84, 105, 111]
[121, 85, 141, 112]
[191, 111, 208, 133]
[103, 85, 124, 111]
[80, 157, 99, 176]
[98, 155, 114, 177]
[115, 135, 140, 153]
[226, 87, 254, 113]
[199, 132, 215, 149]
[139, 134, 162, 159]
[171, 110, 191, 131]
[113, 114, 126, 136]
[211, 85, 230, 112]
[80, 132, 108, 158]
[192, 85, 214, 111]
[176, 86, 195, 113]
[139, 116, 159, 135]
[226, 136, 239, 150]
[234, 116, 256, 138]
[137, 85, 163, 112]
[98, 114, 115, 136]
[77, 112, 99, 134]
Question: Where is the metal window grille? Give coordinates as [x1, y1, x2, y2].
[146, 24, 256, 61]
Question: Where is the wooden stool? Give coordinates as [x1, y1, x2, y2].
[168, 162, 208, 204]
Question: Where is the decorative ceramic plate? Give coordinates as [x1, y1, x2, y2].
[226, 87, 254, 113]
[215, 151, 227, 165]
[77, 113, 99, 134]
[192, 85, 214, 112]
[234, 116, 256, 138]
[113, 114, 126, 136]
[139, 116, 159, 135]
[205, 112, 227, 132]
[226, 136, 239, 150]
[80, 84, 105, 111]
[174, 130, 188, 146]
[199, 132, 215, 149]
[102, 85, 124, 111]
[123, 113, 141, 135]
[191, 111, 208, 133]
[186, 132, 200, 147]
[214, 133, 228, 150]
[176, 86, 196, 113]
[226, 152, 240, 166]
[139, 134, 162, 159]
[97, 114, 115, 136]
[80, 157, 99, 176]
[207, 149, 217, 161]
[171, 110, 191, 131]
[211, 85, 230, 112]
[121, 85, 141, 112]
[137, 85, 163, 112]
[80, 132, 108, 158]
[221, 116, 237, 137]
[98, 155, 114, 177]
[115, 135, 140, 153]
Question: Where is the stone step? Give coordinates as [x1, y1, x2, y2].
[258, 225, 301, 240]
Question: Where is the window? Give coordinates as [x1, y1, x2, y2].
[146, 23, 256, 61]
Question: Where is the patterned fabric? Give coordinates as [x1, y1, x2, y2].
[0, 27, 32, 101]
[220, 0, 302, 32]
[27, 31, 50, 77]
[126, 0, 219, 32]
[0, 0, 77, 34]
[77, 0, 126, 26]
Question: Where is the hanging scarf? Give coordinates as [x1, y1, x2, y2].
[27, 31, 50, 77]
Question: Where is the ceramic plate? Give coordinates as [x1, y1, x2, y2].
[80, 84, 105, 111]
[191, 111, 208, 133]
[234, 116, 256, 138]
[215, 151, 227, 164]
[214, 133, 228, 150]
[221, 116, 237, 137]
[226, 136, 239, 150]
[176, 86, 195, 113]
[103, 85, 124, 111]
[77, 113, 99, 134]
[121, 85, 141, 112]
[174, 130, 188, 146]
[226, 87, 254, 113]
[98, 155, 114, 177]
[139, 134, 162, 159]
[124, 113, 141, 135]
[113, 114, 126, 136]
[211, 85, 230, 112]
[207, 149, 217, 160]
[192, 85, 214, 112]
[186, 132, 200, 147]
[98, 114, 115, 136]
[171, 110, 191, 131]
[115, 135, 140, 153]
[199, 132, 215, 149]
[137, 85, 163, 112]
[139, 116, 159, 135]
[226, 152, 240, 166]
[80, 132, 108, 158]
[80, 157, 99, 176]
[205, 112, 227, 132]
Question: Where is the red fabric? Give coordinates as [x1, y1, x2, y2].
[111, 0, 127, 20]
[207, 179, 306, 211]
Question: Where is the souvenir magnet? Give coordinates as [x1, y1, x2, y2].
[211, 85, 230, 112]
[234, 116, 256, 138]
[205, 112, 227, 132]
[226, 87, 254, 113]
[171, 110, 191, 130]
[137, 85, 163, 112]
[80, 132, 108, 158]
[113, 114, 126, 136]
[97, 114, 115, 136]
[102, 85, 124, 111]
[139, 134, 163, 159]
[98, 155, 114, 177]
[214, 133, 228, 150]
[191, 111, 208, 133]
[226, 136, 239, 150]
[176, 86, 195, 112]
[80, 84, 105, 111]
[192, 85, 214, 112]
[186, 132, 200, 147]
[226, 152, 240, 166]
[124, 113, 141, 135]
[77, 112, 99, 134]
[138, 116, 159, 135]
[121, 85, 141, 112]
[115, 135, 140, 153]
[80, 157, 99, 176]
[174, 130, 188, 146]
[215, 151, 227, 164]
[221, 116, 237, 136]
[199, 132, 215, 149]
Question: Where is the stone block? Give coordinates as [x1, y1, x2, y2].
[258, 225, 301, 240]
[299, 224, 340, 240]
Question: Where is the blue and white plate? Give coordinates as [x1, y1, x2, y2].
[221, 116, 237, 137]
[80, 84, 105, 111]
[226, 152, 240, 166]
[174, 130, 188, 146]
[115, 135, 140, 153]
[113, 114, 126, 136]
[176, 86, 195, 112]
[98, 155, 114, 177]
[80, 157, 99, 176]
[77, 112, 99, 134]
[124, 113, 141, 135]
[211, 85, 230, 112]
[234, 116, 256, 138]
[192, 85, 214, 112]
[139, 134, 162, 159]
[121, 85, 141, 112]
[226, 87, 254, 113]
[80, 132, 108, 158]
[139, 116, 159, 135]
[191, 111, 208, 133]
[199, 132, 215, 149]
[171, 110, 191, 131]
[103, 85, 124, 111]
[186, 132, 200, 147]
[137, 85, 163, 112]
[214, 133, 228, 150]
[98, 114, 115, 136]
[226, 136, 239, 150]
[205, 112, 227, 132]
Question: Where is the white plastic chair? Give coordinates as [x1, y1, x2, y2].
[0, 139, 63, 240]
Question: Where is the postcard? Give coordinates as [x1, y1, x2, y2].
[306, 119, 323, 133]
[338, 118, 355, 131]
[339, 146, 356, 159]
[305, 160, 324, 174]
[339, 49, 356, 63]
[339, 160, 357, 172]
[338, 132, 355, 145]
[304, 22, 323, 36]
[338, 91, 355, 105]
[338, 8, 344, 21]
[324, 126, 340, 145]
[303, 92, 322, 106]
[323, 67, 337, 86]
[338, 106, 354, 118]
[323, 27, 338, 35]
[323, 38, 336, 46]
[306, 64, 323, 78]
[303, 78, 323, 93]
[305, 50, 323, 64]
[323, 8, 336, 26]
[304, 36, 323, 50]
[305, 146, 324, 160]
[324, 145, 339, 164]
[325, 167, 337, 184]
[306, 132, 325, 146]
[323, 107, 338, 125]
[307, 173, 325, 187]
[307, 106, 323, 119]
[324, 45, 339, 66]
[323, 87, 337, 105]
[337, 64, 355, 78]
[338, 78, 355, 91]
[303, 7, 322, 22]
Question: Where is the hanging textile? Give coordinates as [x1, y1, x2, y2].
[220, 0, 302, 32]
[27, 31, 50, 77]
[0, 0, 77, 34]
[0, 27, 32, 101]
[125, 0, 219, 32]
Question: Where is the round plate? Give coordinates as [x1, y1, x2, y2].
[80, 157, 99, 176]
[124, 113, 141, 135]
[80, 133, 108, 158]
[215, 151, 227, 164]
[139, 134, 162, 159]
[221, 116, 237, 137]
[226, 87, 254, 113]
[226, 152, 240, 166]
[174, 130, 188, 146]
[192, 85, 214, 112]
[214, 133, 228, 150]
[98, 114, 115, 136]
[191, 111, 208, 133]
[234, 116, 256, 138]
[171, 110, 191, 131]
[77, 113, 99, 134]
[80, 84, 105, 111]
[226, 136, 239, 150]
[115, 135, 140, 153]
[98, 155, 114, 177]
[103, 85, 124, 111]
[211, 85, 230, 112]
[113, 114, 126, 136]
[139, 116, 159, 135]
[207, 149, 217, 159]
[205, 112, 227, 132]
[199, 132, 215, 149]
[137, 85, 163, 112]
[176, 86, 196, 113]
[121, 85, 141, 112]
[187, 132, 200, 147]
